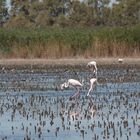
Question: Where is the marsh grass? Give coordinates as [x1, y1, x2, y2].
[0, 25, 139, 58]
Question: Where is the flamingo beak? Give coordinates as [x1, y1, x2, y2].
[86, 64, 88, 67]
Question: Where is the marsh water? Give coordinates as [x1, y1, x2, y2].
[0, 63, 140, 140]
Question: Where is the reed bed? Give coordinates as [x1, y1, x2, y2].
[0, 25, 139, 58]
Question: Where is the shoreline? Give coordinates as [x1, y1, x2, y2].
[0, 58, 140, 66]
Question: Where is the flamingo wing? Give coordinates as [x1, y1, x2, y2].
[68, 79, 82, 87]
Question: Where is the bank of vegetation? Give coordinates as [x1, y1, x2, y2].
[0, 25, 139, 58]
[0, 0, 140, 58]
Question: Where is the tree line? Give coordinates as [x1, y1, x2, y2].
[0, 0, 140, 28]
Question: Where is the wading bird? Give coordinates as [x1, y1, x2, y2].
[87, 78, 97, 96]
[87, 61, 98, 96]
[87, 61, 97, 77]
[60, 79, 83, 98]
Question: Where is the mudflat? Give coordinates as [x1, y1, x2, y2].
[0, 58, 140, 66]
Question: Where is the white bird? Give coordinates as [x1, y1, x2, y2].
[87, 61, 97, 77]
[87, 78, 97, 96]
[60, 79, 83, 98]
[118, 58, 123, 63]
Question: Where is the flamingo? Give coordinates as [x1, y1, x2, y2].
[87, 78, 97, 96]
[87, 61, 97, 77]
[60, 79, 83, 98]
[87, 61, 98, 96]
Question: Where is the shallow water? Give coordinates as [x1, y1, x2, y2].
[0, 64, 140, 140]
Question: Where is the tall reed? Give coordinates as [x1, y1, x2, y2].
[0, 25, 139, 58]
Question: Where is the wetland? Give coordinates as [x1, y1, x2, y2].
[0, 59, 140, 140]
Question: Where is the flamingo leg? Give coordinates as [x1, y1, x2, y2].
[71, 92, 80, 98]
[71, 87, 80, 99]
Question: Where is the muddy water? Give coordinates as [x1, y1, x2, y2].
[0, 64, 140, 140]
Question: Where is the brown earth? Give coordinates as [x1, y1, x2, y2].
[0, 58, 140, 66]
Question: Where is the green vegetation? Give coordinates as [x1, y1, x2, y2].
[0, 25, 139, 58]
[0, 0, 140, 58]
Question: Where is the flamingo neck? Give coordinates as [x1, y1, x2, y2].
[95, 71, 98, 79]
[93, 65, 98, 79]
[81, 79, 84, 86]
[93, 70, 97, 80]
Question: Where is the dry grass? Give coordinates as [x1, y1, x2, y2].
[2, 40, 139, 59]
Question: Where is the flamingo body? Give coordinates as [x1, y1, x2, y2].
[61, 79, 83, 89]
[68, 79, 82, 87]
[87, 61, 97, 67]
